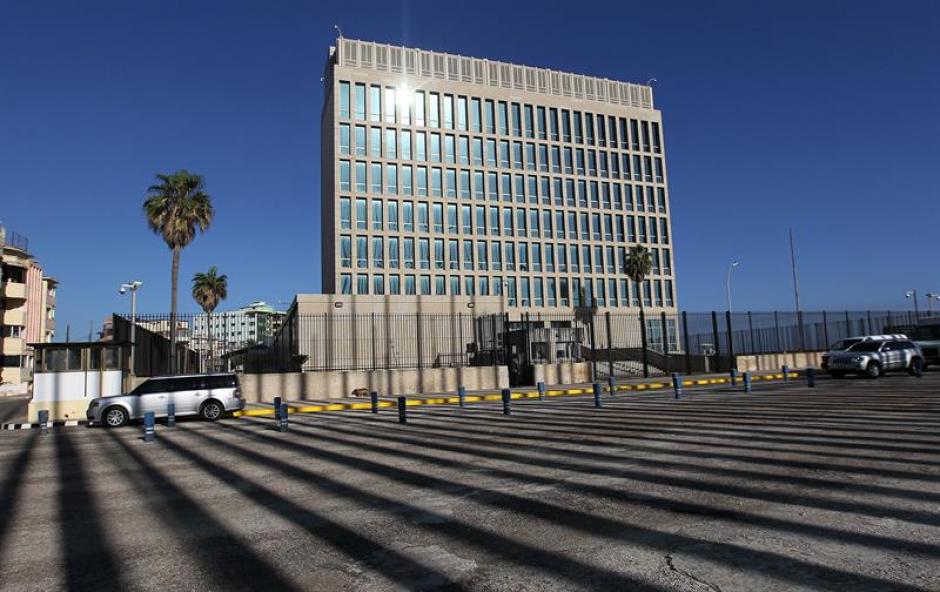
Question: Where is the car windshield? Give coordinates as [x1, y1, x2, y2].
[848, 342, 882, 352]
[830, 339, 861, 351]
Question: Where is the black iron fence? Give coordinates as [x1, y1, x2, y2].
[114, 309, 935, 380]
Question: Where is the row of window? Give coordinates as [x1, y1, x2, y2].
[338, 163, 667, 211]
[336, 81, 663, 153]
[337, 273, 675, 308]
[339, 199, 670, 244]
[337, 125, 665, 182]
[339, 236, 673, 275]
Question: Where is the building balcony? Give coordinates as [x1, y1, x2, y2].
[2, 281, 27, 300]
[1, 337, 25, 355]
[2, 309, 26, 326]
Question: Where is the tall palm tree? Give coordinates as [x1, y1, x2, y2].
[624, 245, 653, 314]
[192, 266, 228, 371]
[143, 170, 214, 373]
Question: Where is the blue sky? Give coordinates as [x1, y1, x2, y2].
[1, 0, 938, 338]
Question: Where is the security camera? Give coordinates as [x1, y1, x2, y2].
[119, 286, 127, 295]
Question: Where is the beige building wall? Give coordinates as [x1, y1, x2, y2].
[321, 38, 678, 315]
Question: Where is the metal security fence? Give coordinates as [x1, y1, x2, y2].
[114, 309, 930, 380]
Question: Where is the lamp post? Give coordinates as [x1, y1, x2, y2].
[926, 293, 940, 317]
[726, 261, 741, 312]
[906, 290, 920, 319]
[120, 281, 142, 376]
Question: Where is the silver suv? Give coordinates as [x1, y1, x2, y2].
[87, 373, 244, 427]
[823, 339, 924, 378]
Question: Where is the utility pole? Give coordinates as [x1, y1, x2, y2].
[789, 229, 805, 350]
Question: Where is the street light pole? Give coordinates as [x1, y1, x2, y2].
[120, 281, 142, 377]
[925, 293, 938, 317]
[906, 290, 919, 319]
[726, 261, 741, 312]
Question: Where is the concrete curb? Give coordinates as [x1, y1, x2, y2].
[233, 372, 802, 418]
[3, 420, 85, 430]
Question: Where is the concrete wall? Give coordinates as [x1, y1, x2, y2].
[238, 365, 508, 403]
[735, 351, 824, 372]
[532, 362, 592, 386]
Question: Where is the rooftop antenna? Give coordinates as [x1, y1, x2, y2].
[646, 78, 657, 86]
[334, 24, 344, 39]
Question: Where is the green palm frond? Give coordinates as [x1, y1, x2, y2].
[192, 265, 228, 315]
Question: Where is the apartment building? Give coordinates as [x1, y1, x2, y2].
[320, 38, 677, 312]
[1, 225, 57, 388]
[193, 300, 286, 347]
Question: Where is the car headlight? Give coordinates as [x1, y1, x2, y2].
[852, 356, 864, 363]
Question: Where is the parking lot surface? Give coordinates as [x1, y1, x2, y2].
[0, 374, 938, 591]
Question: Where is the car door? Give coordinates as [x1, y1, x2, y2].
[882, 342, 901, 370]
[170, 376, 205, 415]
[138, 379, 170, 416]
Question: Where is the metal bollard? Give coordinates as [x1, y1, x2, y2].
[501, 388, 512, 415]
[593, 383, 603, 408]
[672, 372, 683, 399]
[458, 385, 467, 408]
[167, 403, 176, 427]
[608, 375, 616, 396]
[730, 367, 738, 387]
[273, 396, 282, 422]
[782, 365, 790, 382]
[743, 372, 752, 393]
[807, 367, 816, 388]
[278, 403, 289, 432]
[397, 396, 407, 424]
[144, 411, 155, 442]
[370, 391, 379, 414]
[38, 410, 49, 435]
[536, 382, 545, 401]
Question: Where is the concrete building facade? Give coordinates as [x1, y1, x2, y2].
[320, 38, 678, 314]
[1, 225, 57, 389]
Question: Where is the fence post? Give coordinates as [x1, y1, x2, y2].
[661, 311, 670, 375]
[682, 311, 691, 375]
[416, 312, 424, 370]
[371, 313, 377, 371]
[844, 310, 851, 336]
[774, 311, 782, 353]
[886, 310, 893, 331]
[725, 311, 736, 371]
[797, 310, 806, 352]
[640, 308, 650, 378]
[711, 311, 721, 373]
[748, 311, 756, 353]
[866, 310, 873, 335]
[605, 311, 615, 386]
[491, 315, 498, 367]
[588, 307, 598, 382]
[822, 311, 830, 348]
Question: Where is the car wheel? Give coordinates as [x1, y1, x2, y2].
[865, 362, 882, 379]
[199, 400, 224, 421]
[103, 406, 128, 428]
[908, 358, 924, 376]
[829, 371, 845, 379]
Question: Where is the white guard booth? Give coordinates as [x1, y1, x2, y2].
[29, 342, 128, 422]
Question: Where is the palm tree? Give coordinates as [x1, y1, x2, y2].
[143, 170, 214, 373]
[624, 245, 653, 313]
[192, 266, 228, 371]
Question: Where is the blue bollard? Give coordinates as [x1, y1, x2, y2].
[593, 383, 603, 408]
[807, 367, 816, 388]
[730, 368, 738, 387]
[458, 385, 467, 408]
[536, 382, 545, 401]
[38, 410, 49, 435]
[273, 396, 282, 422]
[608, 375, 616, 396]
[743, 372, 752, 393]
[501, 388, 512, 415]
[278, 403, 289, 432]
[672, 372, 683, 399]
[144, 411, 155, 442]
[370, 391, 379, 414]
[167, 403, 176, 427]
[782, 365, 790, 382]
[397, 396, 407, 424]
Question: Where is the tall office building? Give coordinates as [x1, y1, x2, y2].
[320, 38, 676, 311]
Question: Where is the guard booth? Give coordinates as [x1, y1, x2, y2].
[28, 342, 129, 422]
